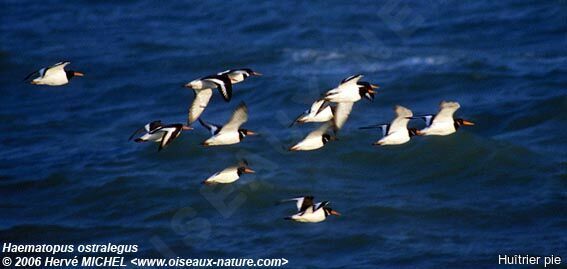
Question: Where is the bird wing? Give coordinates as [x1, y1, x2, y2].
[219, 102, 248, 133]
[313, 201, 330, 211]
[128, 121, 162, 141]
[280, 196, 314, 212]
[333, 102, 354, 131]
[23, 69, 41, 81]
[305, 122, 332, 140]
[198, 118, 221, 136]
[146, 120, 164, 132]
[340, 74, 363, 85]
[44, 61, 70, 77]
[188, 88, 213, 125]
[433, 101, 460, 124]
[359, 124, 389, 137]
[203, 75, 233, 102]
[158, 124, 182, 151]
[388, 105, 413, 134]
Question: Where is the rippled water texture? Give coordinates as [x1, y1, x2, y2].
[0, 1, 565, 268]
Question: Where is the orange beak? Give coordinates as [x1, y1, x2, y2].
[370, 84, 379, 89]
[246, 130, 257, 136]
[252, 71, 262, 76]
[73, 72, 84, 77]
[182, 126, 193, 130]
[368, 89, 376, 94]
[243, 167, 255, 174]
[462, 120, 475, 126]
[330, 210, 341, 216]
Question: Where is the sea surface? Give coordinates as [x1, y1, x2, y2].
[0, 1, 565, 268]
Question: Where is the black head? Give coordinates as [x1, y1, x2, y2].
[323, 207, 341, 217]
[408, 128, 419, 137]
[241, 68, 262, 77]
[238, 129, 257, 140]
[454, 118, 475, 130]
[237, 165, 255, 176]
[65, 70, 84, 80]
[358, 82, 376, 101]
[322, 134, 332, 144]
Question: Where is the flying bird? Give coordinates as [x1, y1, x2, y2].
[323, 74, 378, 103]
[24, 61, 84, 86]
[320, 74, 378, 132]
[289, 122, 335, 151]
[202, 159, 255, 185]
[279, 196, 340, 223]
[409, 101, 474, 136]
[289, 98, 334, 127]
[360, 105, 418, 146]
[199, 102, 256, 146]
[184, 68, 261, 102]
[129, 120, 192, 151]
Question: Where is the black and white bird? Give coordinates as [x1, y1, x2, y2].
[279, 196, 340, 223]
[199, 102, 256, 146]
[24, 61, 84, 86]
[129, 120, 192, 151]
[289, 98, 334, 127]
[184, 68, 261, 102]
[360, 105, 418, 146]
[202, 159, 255, 185]
[187, 88, 214, 125]
[320, 74, 378, 132]
[289, 122, 335, 151]
[323, 74, 378, 103]
[409, 101, 475, 136]
[217, 68, 262, 84]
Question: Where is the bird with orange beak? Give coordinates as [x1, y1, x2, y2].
[202, 159, 255, 185]
[128, 120, 193, 152]
[24, 61, 84, 86]
[198, 102, 257, 146]
[280, 196, 340, 223]
[408, 101, 475, 136]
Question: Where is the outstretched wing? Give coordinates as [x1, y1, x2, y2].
[203, 75, 233, 102]
[158, 125, 183, 151]
[128, 120, 162, 141]
[279, 196, 314, 212]
[389, 105, 413, 134]
[188, 88, 213, 125]
[44, 61, 70, 77]
[198, 118, 221, 136]
[333, 102, 354, 132]
[340, 74, 363, 85]
[219, 102, 248, 134]
[433, 101, 460, 124]
[23, 69, 41, 81]
[313, 201, 330, 211]
[315, 99, 332, 115]
[128, 126, 146, 141]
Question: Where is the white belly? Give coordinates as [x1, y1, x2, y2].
[204, 169, 239, 184]
[377, 131, 410, 145]
[34, 72, 68, 86]
[421, 122, 456, 136]
[292, 208, 326, 223]
[204, 132, 240, 146]
[291, 138, 324, 151]
[302, 108, 333, 123]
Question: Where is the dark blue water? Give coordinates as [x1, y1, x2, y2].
[1, 1, 565, 268]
